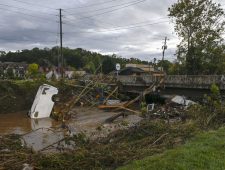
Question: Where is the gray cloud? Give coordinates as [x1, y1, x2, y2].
[0, 0, 224, 62]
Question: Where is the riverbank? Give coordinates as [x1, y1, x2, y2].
[0, 119, 197, 170]
[119, 126, 225, 170]
[0, 80, 41, 114]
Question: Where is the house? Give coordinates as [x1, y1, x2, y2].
[0, 62, 28, 79]
[118, 67, 146, 76]
[125, 63, 164, 76]
[125, 64, 154, 72]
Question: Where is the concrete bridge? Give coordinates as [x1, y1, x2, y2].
[83, 75, 225, 97]
[116, 75, 225, 89]
[114, 75, 225, 97]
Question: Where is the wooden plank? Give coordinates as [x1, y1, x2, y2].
[103, 86, 118, 105]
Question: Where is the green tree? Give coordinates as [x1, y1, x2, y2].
[102, 58, 116, 74]
[84, 61, 96, 73]
[0, 51, 6, 57]
[157, 60, 172, 74]
[169, 0, 225, 74]
[28, 63, 39, 77]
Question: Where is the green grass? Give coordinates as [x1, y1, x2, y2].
[119, 127, 225, 170]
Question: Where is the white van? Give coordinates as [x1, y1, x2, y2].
[29, 84, 58, 119]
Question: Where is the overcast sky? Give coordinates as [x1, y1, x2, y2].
[0, 0, 224, 62]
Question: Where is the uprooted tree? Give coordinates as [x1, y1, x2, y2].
[169, 0, 225, 75]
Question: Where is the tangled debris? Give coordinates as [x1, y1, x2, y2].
[0, 120, 197, 170]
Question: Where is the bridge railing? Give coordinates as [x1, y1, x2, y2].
[165, 75, 224, 89]
[81, 75, 225, 89]
[116, 75, 225, 89]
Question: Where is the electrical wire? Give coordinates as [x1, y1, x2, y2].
[64, 20, 169, 34]
[64, 0, 122, 10]
[0, 3, 56, 16]
[64, 16, 169, 31]
[9, 0, 56, 10]
[62, 0, 148, 30]
[63, 33, 172, 46]
[66, 0, 147, 15]
[0, 7, 57, 23]
[65, 0, 147, 20]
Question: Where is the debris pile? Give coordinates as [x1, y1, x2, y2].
[0, 120, 197, 170]
[145, 95, 197, 122]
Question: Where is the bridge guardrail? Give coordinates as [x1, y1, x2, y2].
[80, 75, 225, 89]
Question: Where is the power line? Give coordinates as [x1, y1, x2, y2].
[63, 16, 168, 33]
[64, 0, 122, 10]
[9, 0, 56, 10]
[66, 0, 147, 15]
[64, 20, 169, 34]
[0, 7, 57, 23]
[63, 2, 165, 30]
[63, 0, 150, 33]
[65, 0, 147, 21]
[0, 3, 56, 16]
[63, 33, 173, 46]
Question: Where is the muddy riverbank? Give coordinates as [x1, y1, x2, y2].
[0, 80, 74, 114]
[0, 80, 44, 114]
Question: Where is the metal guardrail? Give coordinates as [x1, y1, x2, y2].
[116, 75, 225, 89]
[80, 75, 225, 89]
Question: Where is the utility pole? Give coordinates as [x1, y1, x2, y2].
[162, 37, 167, 62]
[59, 8, 63, 78]
[161, 37, 168, 71]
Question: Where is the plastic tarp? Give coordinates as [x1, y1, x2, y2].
[171, 95, 196, 106]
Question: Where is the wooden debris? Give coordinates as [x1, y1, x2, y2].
[105, 112, 128, 123]
[151, 133, 169, 146]
[103, 86, 118, 105]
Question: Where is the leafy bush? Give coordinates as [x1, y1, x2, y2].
[187, 84, 225, 128]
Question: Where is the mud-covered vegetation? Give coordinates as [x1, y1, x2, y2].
[0, 80, 42, 114]
[0, 120, 197, 170]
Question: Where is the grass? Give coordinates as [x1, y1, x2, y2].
[118, 127, 225, 170]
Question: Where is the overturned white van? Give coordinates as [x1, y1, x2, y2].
[29, 84, 58, 119]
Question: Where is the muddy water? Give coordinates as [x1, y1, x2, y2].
[0, 112, 59, 135]
[0, 112, 31, 135]
[0, 108, 143, 151]
[0, 112, 64, 151]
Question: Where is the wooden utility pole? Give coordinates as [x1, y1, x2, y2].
[162, 37, 167, 62]
[59, 8, 63, 78]
[161, 37, 168, 71]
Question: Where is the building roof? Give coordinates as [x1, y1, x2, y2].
[119, 67, 145, 75]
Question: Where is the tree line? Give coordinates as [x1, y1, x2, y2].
[0, 47, 149, 74]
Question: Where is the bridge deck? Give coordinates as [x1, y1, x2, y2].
[116, 75, 225, 90]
